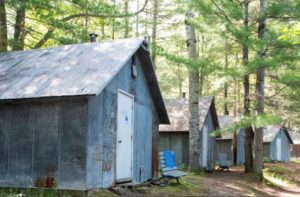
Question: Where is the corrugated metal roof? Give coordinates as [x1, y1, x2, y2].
[288, 129, 300, 145]
[159, 96, 218, 132]
[0, 38, 170, 124]
[217, 115, 234, 140]
[0, 39, 143, 99]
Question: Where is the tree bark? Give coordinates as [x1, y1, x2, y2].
[124, 0, 129, 38]
[0, 0, 7, 52]
[136, 0, 139, 37]
[112, 0, 116, 40]
[253, 0, 268, 178]
[232, 53, 239, 165]
[151, 0, 158, 67]
[243, 0, 253, 173]
[13, 2, 27, 51]
[224, 38, 229, 115]
[185, 10, 200, 170]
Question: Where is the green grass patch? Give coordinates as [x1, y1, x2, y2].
[0, 188, 58, 197]
[263, 165, 296, 185]
[149, 173, 203, 196]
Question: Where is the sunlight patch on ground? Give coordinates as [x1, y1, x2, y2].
[264, 173, 298, 190]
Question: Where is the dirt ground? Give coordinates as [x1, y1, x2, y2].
[2, 162, 299, 196]
[201, 163, 300, 196]
[103, 162, 300, 197]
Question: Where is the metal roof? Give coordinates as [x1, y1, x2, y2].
[217, 115, 234, 140]
[159, 96, 219, 132]
[288, 129, 300, 145]
[0, 38, 169, 123]
[263, 125, 293, 144]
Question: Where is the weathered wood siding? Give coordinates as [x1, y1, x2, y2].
[159, 132, 189, 167]
[86, 54, 158, 188]
[159, 111, 216, 171]
[291, 145, 300, 160]
[216, 140, 232, 164]
[0, 97, 88, 190]
[270, 129, 291, 162]
[201, 111, 216, 171]
[236, 128, 245, 165]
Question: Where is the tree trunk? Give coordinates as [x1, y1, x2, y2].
[185, 10, 200, 170]
[253, 0, 268, 178]
[124, 0, 129, 38]
[151, 0, 158, 67]
[0, 0, 7, 52]
[13, 2, 27, 51]
[243, 0, 253, 173]
[136, 0, 139, 37]
[199, 35, 205, 96]
[224, 38, 229, 115]
[112, 0, 116, 40]
[232, 53, 239, 165]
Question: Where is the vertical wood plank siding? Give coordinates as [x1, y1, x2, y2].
[0, 98, 88, 190]
[0, 53, 159, 190]
[87, 54, 158, 188]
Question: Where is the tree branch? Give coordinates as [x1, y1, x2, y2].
[33, 0, 148, 48]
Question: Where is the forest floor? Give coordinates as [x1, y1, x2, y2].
[1, 162, 299, 196]
[90, 161, 300, 196]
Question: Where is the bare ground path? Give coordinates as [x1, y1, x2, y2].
[201, 164, 300, 196]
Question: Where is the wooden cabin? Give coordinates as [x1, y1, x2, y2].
[237, 126, 293, 163]
[216, 116, 234, 164]
[0, 39, 169, 190]
[288, 129, 300, 160]
[159, 97, 219, 171]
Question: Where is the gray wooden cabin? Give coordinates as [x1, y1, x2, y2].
[288, 129, 300, 160]
[216, 116, 234, 164]
[0, 39, 169, 190]
[237, 126, 293, 163]
[159, 97, 219, 171]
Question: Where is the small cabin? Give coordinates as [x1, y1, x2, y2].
[238, 126, 293, 163]
[216, 116, 234, 164]
[159, 97, 219, 171]
[0, 39, 169, 190]
[288, 129, 300, 161]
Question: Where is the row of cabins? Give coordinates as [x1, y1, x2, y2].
[214, 116, 296, 164]
[0, 38, 298, 191]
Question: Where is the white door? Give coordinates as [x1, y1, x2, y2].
[116, 91, 134, 182]
[202, 126, 208, 167]
[276, 137, 282, 161]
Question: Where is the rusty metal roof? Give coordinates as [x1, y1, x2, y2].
[159, 96, 219, 132]
[0, 38, 169, 123]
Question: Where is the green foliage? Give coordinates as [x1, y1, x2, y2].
[263, 166, 296, 184]
[0, 188, 58, 197]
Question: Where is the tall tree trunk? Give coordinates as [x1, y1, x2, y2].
[253, 0, 268, 178]
[185, 10, 200, 170]
[13, 2, 27, 51]
[243, 0, 253, 173]
[232, 53, 239, 166]
[151, 0, 158, 67]
[0, 0, 7, 52]
[124, 0, 129, 38]
[136, 0, 139, 37]
[101, 19, 105, 39]
[224, 38, 229, 115]
[112, 0, 116, 40]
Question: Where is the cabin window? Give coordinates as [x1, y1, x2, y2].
[131, 57, 137, 78]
